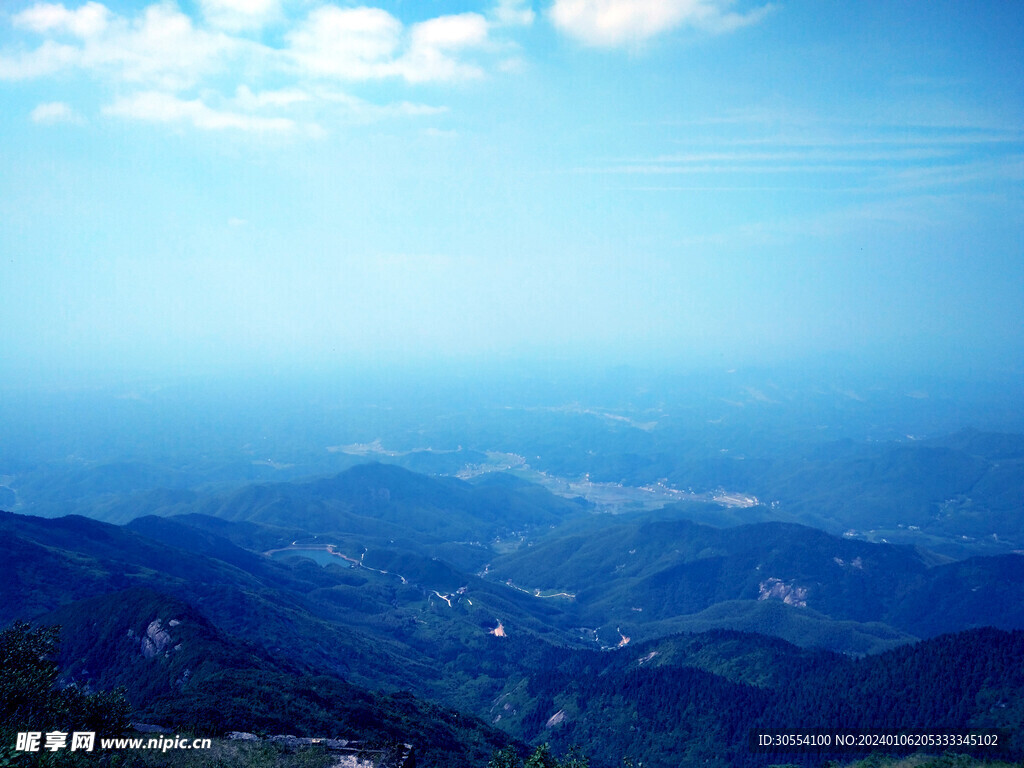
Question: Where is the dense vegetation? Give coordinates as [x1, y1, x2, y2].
[0, 622, 130, 766]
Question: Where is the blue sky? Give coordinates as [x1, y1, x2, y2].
[1, 0, 1022, 384]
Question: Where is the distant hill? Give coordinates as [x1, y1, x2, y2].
[196, 462, 588, 540]
[485, 516, 1024, 645]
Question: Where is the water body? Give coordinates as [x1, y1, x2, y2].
[270, 548, 348, 567]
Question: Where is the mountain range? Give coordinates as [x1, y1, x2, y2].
[3, 460, 1023, 767]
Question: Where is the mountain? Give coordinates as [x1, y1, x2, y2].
[484, 516, 1024, 646]
[3, 459, 1024, 767]
[504, 627, 1024, 768]
[37, 588, 511, 767]
[198, 463, 588, 539]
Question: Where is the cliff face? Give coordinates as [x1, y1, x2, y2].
[758, 577, 808, 607]
[139, 618, 178, 658]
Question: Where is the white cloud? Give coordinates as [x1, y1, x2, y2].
[491, 0, 536, 27]
[0, 40, 79, 79]
[3, 2, 503, 89]
[396, 13, 490, 83]
[30, 100, 81, 123]
[198, 0, 280, 32]
[0, 1, 508, 136]
[285, 6, 402, 80]
[2, 2, 241, 90]
[94, 3, 240, 90]
[314, 89, 448, 121]
[424, 127, 458, 139]
[103, 90, 298, 132]
[548, 0, 771, 47]
[233, 84, 310, 109]
[285, 8, 491, 83]
[410, 13, 490, 49]
[14, 1, 111, 37]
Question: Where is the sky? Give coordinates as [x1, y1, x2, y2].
[1, 0, 1022, 385]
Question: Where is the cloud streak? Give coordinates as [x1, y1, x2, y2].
[102, 90, 301, 133]
[586, 115, 1024, 197]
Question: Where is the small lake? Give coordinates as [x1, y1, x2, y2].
[270, 548, 349, 567]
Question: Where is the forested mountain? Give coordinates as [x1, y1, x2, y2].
[3, 453, 1023, 767]
[485, 517, 1024, 642]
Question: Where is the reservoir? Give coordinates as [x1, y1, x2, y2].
[269, 548, 348, 567]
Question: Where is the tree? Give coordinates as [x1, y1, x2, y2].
[560, 745, 589, 768]
[488, 745, 522, 768]
[1, 622, 130, 766]
[1, 623, 60, 728]
[489, 744, 589, 768]
[523, 744, 558, 768]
